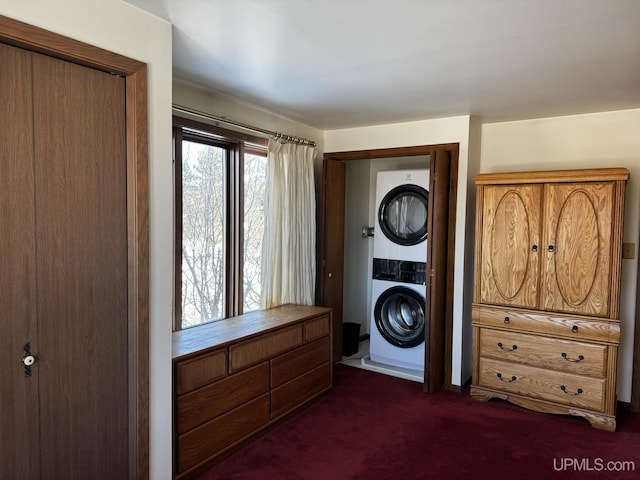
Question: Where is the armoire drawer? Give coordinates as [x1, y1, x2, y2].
[177, 362, 269, 434]
[473, 305, 618, 343]
[175, 348, 227, 395]
[271, 337, 330, 388]
[478, 358, 605, 412]
[271, 362, 331, 419]
[229, 324, 303, 373]
[479, 329, 607, 377]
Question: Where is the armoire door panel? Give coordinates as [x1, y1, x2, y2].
[480, 184, 542, 308]
[32, 53, 129, 478]
[0, 43, 40, 480]
[541, 182, 614, 317]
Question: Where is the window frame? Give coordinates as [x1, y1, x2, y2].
[173, 115, 267, 331]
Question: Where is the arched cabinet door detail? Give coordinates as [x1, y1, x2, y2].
[480, 184, 541, 309]
[541, 183, 614, 317]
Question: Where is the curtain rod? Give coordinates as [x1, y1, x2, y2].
[172, 104, 316, 147]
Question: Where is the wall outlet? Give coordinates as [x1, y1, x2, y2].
[622, 243, 635, 260]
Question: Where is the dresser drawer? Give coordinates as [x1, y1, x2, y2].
[229, 324, 303, 373]
[271, 337, 330, 388]
[479, 329, 607, 377]
[271, 362, 331, 419]
[478, 358, 605, 412]
[473, 305, 619, 343]
[177, 362, 269, 434]
[176, 348, 227, 395]
[177, 393, 270, 473]
[304, 314, 330, 342]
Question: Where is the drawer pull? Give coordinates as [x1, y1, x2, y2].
[571, 325, 579, 333]
[503, 317, 510, 325]
[497, 342, 517, 352]
[560, 385, 583, 396]
[496, 373, 516, 383]
[561, 352, 584, 362]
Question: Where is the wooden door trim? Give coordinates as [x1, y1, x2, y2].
[321, 143, 458, 390]
[0, 15, 149, 479]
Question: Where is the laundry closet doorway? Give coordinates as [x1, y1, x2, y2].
[319, 145, 458, 393]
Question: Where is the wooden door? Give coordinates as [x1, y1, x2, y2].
[33, 53, 129, 478]
[0, 44, 129, 479]
[479, 184, 542, 308]
[320, 158, 346, 362]
[0, 43, 39, 480]
[423, 150, 450, 393]
[541, 182, 615, 317]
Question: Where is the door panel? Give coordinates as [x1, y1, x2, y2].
[321, 158, 346, 362]
[32, 53, 129, 478]
[541, 182, 614, 317]
[480, 184, 542, 308]
[424, 150, 449, 393]
[0, 43, 39, 480]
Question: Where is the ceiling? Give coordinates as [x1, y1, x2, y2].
[127, 0, 640, 130]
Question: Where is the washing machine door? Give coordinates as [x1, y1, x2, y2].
[378, 184, 429, 246]
[374, 286, 425, 348]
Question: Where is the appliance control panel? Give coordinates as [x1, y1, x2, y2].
[372, 258, 427, 285]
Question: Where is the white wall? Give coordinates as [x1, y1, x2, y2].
[480, 109, 640, 402]
[0, 1, 174, 477]
[325, 116, 478, 387]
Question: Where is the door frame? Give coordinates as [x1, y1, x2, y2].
[319, 143, 459, 390]
[0, 15, 149, 479]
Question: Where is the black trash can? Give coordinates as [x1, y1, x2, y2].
[342, 322, 361, 356]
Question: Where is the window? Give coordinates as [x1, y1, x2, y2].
[173, 117, 267, 330]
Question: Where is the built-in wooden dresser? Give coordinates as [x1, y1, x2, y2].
[172, 304, 333, 479]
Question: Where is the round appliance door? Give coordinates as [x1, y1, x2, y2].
[378, 184, 429, 246]
[374, 286, 425, 348]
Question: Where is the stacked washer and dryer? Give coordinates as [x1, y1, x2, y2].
[368, 169, 429, 379]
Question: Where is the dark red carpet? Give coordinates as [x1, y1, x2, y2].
[197, 364, 640, 480]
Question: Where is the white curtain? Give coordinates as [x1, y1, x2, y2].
[260, 139, 316, 309]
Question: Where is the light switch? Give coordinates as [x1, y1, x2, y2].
[622, 243, 635, 260]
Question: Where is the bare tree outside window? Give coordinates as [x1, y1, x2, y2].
[178, 133, 267, 329]
[243, 152, 267, 312]
[181, 140, 226, 328]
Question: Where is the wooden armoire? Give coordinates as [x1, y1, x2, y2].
[0, 16, 148, 479]
[471, 168, 629, 431]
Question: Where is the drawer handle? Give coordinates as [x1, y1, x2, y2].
[560, 385, 583, 396]
[496, 373, 516, 383]
[571, 325, 579, 333]
[503, 316, 510, 324]
[561, 352, 584, 362]
[497, 342, 517, 352]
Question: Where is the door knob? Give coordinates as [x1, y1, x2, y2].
[23, 343, 35, 376]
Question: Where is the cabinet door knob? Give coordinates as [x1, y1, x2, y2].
[23, 355, 35, 366]
[548, 245, 555, 252]
[503, 316, 510, 324]
[571, 325, 579, 333]
[328, 272, 333, 278]
[531, 245, 538, 252]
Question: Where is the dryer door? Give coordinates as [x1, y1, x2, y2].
[374, 286, 425, 348]
[378, 184, 429, 246]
